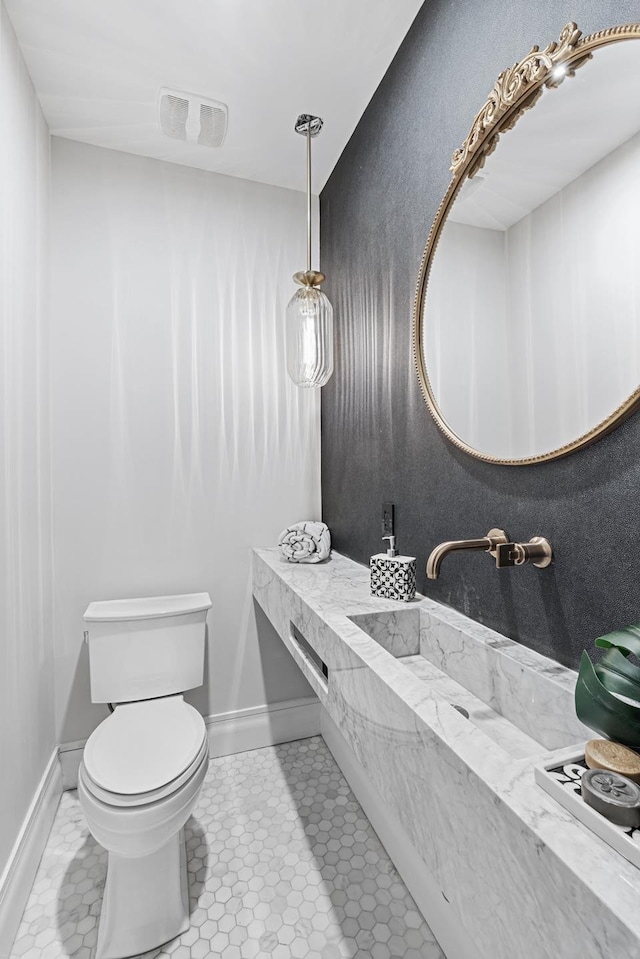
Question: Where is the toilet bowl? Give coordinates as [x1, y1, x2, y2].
[78, 593, 212, 959]
[79, 695, 209, 958]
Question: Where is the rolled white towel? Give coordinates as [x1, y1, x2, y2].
[278, 521, 331, 564]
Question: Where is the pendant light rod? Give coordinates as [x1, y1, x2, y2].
[294, 114, 323, 276]
[306, 124, 312, 273]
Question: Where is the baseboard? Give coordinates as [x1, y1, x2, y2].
[205, 696, 321, 759]
[59, 695, 322, 789]
[0, 750, 63, 958]
[321, 707, 479, 959]
[59, 738, 86, 790]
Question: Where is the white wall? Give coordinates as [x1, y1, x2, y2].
[424, 220, 510, 451]
[50, 138, 318, 745]
[506, 129, 640, 456]
[0, 1, 53, 876]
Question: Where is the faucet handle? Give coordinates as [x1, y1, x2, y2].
[495, 542, 522, 568]
[495, 537, 553, 569]
[485, 528, 509, 559]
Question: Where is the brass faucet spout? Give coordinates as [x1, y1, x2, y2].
[426, 528, 508, 580]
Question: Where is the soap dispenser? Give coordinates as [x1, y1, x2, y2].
[370, 534, 416, 602]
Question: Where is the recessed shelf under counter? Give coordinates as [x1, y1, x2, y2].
[252, 547, 640, 959]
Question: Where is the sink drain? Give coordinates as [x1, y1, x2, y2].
[451, 704, 470, 719]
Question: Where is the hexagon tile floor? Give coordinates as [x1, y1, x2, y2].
[10, 736, 445, 959]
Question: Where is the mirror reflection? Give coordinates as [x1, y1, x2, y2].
[421, 38, 640, 462]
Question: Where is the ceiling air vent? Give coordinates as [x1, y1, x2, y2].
[158, 88, 228, 148]
[159, 94, 189, 140]
[198, 102, 227, 148]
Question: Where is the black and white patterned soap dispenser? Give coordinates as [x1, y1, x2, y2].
[370, 535, 416, 602]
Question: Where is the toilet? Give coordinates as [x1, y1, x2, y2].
[78, 592, 212, 959]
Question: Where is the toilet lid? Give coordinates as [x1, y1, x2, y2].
[83, 695, 206, 795]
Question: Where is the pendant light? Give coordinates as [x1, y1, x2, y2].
[285, 114, 334, 388]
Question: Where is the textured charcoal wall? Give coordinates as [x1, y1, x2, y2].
[320, 0, 640, 669]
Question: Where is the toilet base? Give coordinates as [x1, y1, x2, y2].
[96, 828, 189, 959]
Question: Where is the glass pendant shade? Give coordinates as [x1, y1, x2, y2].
[285, 285, 334, 388]
[286, 113, 333, 388]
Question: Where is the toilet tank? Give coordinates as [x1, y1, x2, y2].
[83, 592, 212, 704]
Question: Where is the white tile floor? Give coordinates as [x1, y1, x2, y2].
[10, 736, 445, 959]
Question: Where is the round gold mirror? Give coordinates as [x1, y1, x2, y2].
[414, 23, 640, 465]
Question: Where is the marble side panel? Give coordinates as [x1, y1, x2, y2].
[253, 547, 640, 959]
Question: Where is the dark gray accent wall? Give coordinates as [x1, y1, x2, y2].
[320, 0, 640, 670]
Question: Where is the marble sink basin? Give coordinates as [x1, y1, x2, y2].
[348, 607, 584, 759]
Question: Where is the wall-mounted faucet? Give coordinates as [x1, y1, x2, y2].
[426, 528, 507, 580]
[426, 528, 552, 579]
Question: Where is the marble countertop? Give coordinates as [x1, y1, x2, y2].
[253, 547, 640, 946]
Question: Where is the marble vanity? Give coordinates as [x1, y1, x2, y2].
[253, 548, 640, 959]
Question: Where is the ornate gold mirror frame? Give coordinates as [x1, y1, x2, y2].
[413, 22, 640, 465]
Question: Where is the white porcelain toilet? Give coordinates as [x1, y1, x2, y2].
[78, 592, 212, 959]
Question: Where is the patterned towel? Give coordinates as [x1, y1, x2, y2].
[278, 521, 331, 564]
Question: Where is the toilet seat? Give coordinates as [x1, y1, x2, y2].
[81, 736, 209, 807]
[82, 695, 207, 806]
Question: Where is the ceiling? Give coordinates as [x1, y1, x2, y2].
[6, 0, 424, 193]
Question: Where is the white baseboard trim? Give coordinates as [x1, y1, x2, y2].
[321, 708, 478, 959]
[0, 749, 63, 958]
[59, 695, 322, 790]
[58, 738, 86, 791]
[205, 695, 321, 759]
